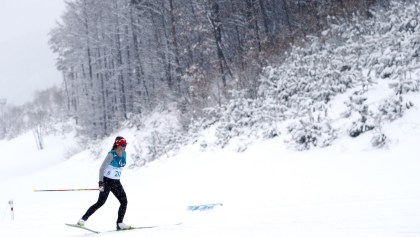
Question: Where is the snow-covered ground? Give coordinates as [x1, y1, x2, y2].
[1, 99, 420, 237]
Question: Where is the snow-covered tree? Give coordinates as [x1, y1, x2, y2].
[287, 113, 336, 151]
[377, 96, 413, 122]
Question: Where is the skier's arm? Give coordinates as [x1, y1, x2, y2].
[99, 153, 113, 181]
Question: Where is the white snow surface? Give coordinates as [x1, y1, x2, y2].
[1, 97, 420, 237]
[1, 114, 420, 237]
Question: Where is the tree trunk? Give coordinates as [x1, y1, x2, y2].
[114, 0, 128, 120]
[169, 0, 182, 92]
[208, 1, 232, 89]
[129, 4, 149, 112]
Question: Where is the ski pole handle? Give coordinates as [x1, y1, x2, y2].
[33, 188, 99, 192]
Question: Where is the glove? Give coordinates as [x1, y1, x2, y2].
[98, 181, 105, 192]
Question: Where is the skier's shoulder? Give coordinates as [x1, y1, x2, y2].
[108, 150, 126, 158]
[104, 151, 116, 161]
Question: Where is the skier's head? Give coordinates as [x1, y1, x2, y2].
[112, 136, 127, 150]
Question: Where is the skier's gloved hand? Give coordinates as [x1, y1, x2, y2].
[98, 181, 104, 192]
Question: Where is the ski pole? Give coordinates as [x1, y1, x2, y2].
[8, 200, 14, 221]
[33, 188, 99, 192]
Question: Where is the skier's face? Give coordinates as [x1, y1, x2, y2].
[116, 144, 126, 151]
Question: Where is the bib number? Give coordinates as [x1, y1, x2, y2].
[105, 166, 122, 179]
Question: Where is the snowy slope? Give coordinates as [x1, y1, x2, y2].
[2, 1, 420, 236]
[1, 98, 420, 237]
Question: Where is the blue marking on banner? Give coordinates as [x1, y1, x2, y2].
[187, 203, 223, 211]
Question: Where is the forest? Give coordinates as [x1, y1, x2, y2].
[1, 0, 406, 154]
[45, 0, 389, 137]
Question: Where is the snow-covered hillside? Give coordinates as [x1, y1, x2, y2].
[195, 1, 420, 153]
[1, 99, 420, 237]
[0, 106, 420, 237]
[1, 1, 420, 237]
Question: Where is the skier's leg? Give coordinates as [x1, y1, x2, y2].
[111, 180, 128, 224]
[81, 184, 110, 221]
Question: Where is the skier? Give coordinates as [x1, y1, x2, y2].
[77, 136, 131, 230]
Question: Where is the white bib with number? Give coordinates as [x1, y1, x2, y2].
[104, 165, 123, 179]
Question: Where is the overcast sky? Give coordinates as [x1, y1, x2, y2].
[0, 0, 66, 105]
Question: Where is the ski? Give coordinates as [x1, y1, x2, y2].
[66, 222, 182, 234]
[65, 223, 100, 234]
[107, 222, 182, 233]
[66, 224, 159, 234]
[105, 226, 157, 233]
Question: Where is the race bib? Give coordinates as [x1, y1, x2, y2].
[104, 165, 123, 179]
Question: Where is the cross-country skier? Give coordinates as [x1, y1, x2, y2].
[77, 136, 131, 230]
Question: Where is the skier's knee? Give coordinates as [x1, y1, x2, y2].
[119, 197, 127, 206]
[96, 199, 106, 207]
